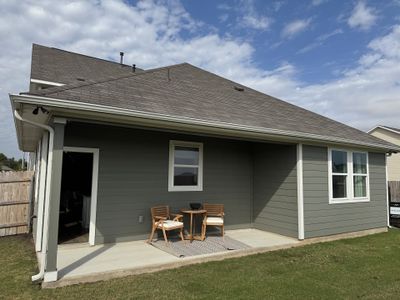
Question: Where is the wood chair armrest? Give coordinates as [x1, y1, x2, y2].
[171, 213, 183, 221]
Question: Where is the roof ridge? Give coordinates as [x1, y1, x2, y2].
[32, 43, 135, 68]
[33, 62, 189, 96]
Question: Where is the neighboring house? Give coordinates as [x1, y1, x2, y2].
[369, 126, 400, 181]
[9, 44, 399, 282]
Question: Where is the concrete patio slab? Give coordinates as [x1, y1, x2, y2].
[45, 229, 297, 287]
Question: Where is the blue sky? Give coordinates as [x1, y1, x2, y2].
[184, 0, 400, 84]
[0, 0, 400, 158]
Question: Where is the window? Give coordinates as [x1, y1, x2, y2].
[328, 149, 369, 203]
[168, 140, 203, 191]
[353, 152, 368, 198]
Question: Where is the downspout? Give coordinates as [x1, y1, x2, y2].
[13, 110, 54, 282]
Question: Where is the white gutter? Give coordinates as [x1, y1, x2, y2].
[14, 110, 54, 282]
[11, 94, 400, 152]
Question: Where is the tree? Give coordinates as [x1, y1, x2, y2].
[0, 153, 26, 171]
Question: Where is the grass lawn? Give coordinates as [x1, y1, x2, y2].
[1, 230, 400, 299]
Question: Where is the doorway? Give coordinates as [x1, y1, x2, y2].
[59, 147, 99, 245]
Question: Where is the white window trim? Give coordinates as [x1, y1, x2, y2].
[168, 140, 203, 192]
[328, 148, 370, 204]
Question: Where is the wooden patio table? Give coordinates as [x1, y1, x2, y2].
[180, 209, 207, 242]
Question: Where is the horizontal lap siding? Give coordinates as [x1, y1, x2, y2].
[303, 145, 387, 238]
[64, 123, 253, 244]
[253, 144, 298, 238]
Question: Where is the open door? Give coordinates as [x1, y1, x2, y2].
[59, 147, 99, 245]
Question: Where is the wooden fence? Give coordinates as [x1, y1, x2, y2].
[389, 181, 400, 203]
[0, 171, 34, 237]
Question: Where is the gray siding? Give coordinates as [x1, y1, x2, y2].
[303, 145, 387, 238]
[253, 144, 298, 238]
[64, 123, 253, 243]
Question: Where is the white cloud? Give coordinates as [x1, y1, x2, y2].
[240, 14, 270, 30]
[236, 0, 272, 30]
[298, 28, 343, 54]
[348, 1, 378, 30]
[281, 18, 312, 38]
[217, 0, 271, 30]
[311, 0, 328, 6]
[219, 13, 229, 23]
[273, 1, 286, 12]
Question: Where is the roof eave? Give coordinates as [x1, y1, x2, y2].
[368, 125, 400, 136]
[10, 93, 400, 153]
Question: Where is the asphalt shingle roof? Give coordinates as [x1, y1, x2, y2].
[30, 44, 142, 85]
[28, 55, 395, 149]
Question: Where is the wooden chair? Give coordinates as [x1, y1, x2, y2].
[201, 203, 224, 240]
[148, 205, 185, 245]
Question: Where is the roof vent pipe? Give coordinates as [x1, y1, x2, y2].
[120, 52, 124, 65]
[132, 64, 136, 73]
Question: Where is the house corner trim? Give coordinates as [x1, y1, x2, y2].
[297, 143, 305, 240]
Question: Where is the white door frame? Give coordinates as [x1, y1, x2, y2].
[63, 146, 99, 246]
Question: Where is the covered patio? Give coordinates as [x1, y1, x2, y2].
[48, 229, 299, 287]
[31, 120, 301, 284]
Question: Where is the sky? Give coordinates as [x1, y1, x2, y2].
[1, 0, 400, 158]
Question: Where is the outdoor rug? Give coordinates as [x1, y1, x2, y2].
[150, 236, 250, 258]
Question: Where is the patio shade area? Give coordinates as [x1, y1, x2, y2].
[54, 229, 299, 286]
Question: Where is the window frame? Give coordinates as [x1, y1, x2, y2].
[328, 148, 370, 204]
[168, 140, 203, 192]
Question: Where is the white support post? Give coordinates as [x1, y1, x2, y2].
[297, 143, 305, 240]
[35, 133, 49, 252]
[33, 140, 41, 212]
[386, 154, 391, 228]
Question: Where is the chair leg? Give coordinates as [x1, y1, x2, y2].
[179, 227, 185, 242]
[162, 227, 169, 245]
[201, 223, 206, 240]
[221, 225, 224, 241]
[148, 225, 156, 243]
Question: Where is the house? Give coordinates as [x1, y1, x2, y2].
[9, 44, 399, 283]
[369, 126, 400, 181]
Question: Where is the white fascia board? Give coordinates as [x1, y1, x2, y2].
[10, 93, 400, 152]
[368, 125, 400, 136]
[367, 125, 380, 134]
[30, 79, 64, 87]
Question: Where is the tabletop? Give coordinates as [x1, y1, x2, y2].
[181, 209, 207, 214]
